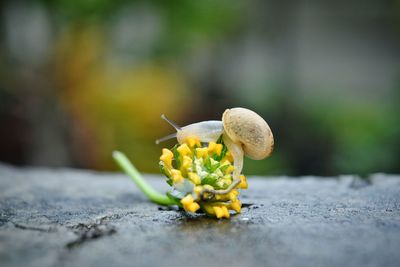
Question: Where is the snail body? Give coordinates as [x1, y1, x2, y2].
[156, 107, 274, 196]
[178, 120, 224, 144]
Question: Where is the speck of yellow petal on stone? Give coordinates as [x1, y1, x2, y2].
[181, 194, 200, 213]
[160, 148, 173, 168]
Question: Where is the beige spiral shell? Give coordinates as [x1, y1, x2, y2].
[222, 107, 274, 160]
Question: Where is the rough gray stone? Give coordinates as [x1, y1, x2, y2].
[0, 163, 399, 267]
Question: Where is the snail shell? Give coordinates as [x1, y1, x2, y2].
[222, 107, 274, 160]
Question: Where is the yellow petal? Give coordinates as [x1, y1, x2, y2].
[195, 147, 208, 158]
[213, 206, 224, 218]
[225, 165, 234, 174]
[202, 204, 215, 215]
[214, 144, 223, 156]
[220, 160, 230, 166]
[187, 202, 200, 213]
[188, 172, 201, 185]
[185, 137, 201, 148]
[193, 185, 203, 197]
[230, 200, 242, 213]
[171, 169, 183, 183]
[160, 148, 173, 167]
[207, 142, 217, 153]
[221, 206, 230, 218]
[213, 206, 230, 218]
[228, 191, 237, 201]
[237, 175, 248, 189]
[180, 156, 192, 174]
[181, 194, 194, 205]
[224, 151, 234, 163]
[177, 144, 192, 157]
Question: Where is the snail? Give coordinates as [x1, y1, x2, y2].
[156, 107, 274, 197]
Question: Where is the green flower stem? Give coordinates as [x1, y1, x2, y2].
[112, 151, 176, 206]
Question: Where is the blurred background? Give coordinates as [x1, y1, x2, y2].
[0, 0, 399, 176]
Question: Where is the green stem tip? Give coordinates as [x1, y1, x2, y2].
[112, 151, 176, 206]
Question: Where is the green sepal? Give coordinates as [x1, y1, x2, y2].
[214, 137, 228, 161]
[159, 162, 173, 186]
[159, 161, 170, 178]
[171, 144, 181, 169]
[201, 174, 218, 187]
[215, 179, 230, 190]
[219, 163, 230, 173]
[204, 157, 220, 173]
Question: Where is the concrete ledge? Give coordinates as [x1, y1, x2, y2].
[0, 163, 399, 267]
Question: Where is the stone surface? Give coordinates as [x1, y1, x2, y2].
[0, 163, 399, 267]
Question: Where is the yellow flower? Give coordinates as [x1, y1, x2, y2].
[160, 148, 173, 168]
[159, 134, 248, 219]
[181, 194, 200, 213]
